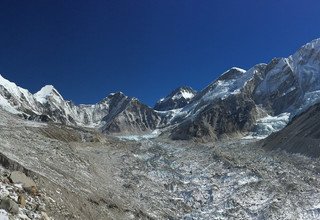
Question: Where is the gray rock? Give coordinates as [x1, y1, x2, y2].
[0, 198, 19, 214]
[9, 171, 36, 188]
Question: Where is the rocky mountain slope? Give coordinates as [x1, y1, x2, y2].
[262, 103, 320, 157]
[170, 38, 320, 140]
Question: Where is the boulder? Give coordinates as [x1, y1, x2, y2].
[0, 198, 19, 214]
[9, 171, 36, 188]
[18, 194, 26, 208]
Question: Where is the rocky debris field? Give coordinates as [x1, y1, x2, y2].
[0, 109, 320, 219]
[0, 168, 51, 220]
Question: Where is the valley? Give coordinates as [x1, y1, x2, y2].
[0, 110, 319, 219]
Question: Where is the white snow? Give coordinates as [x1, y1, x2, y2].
[230, 67, 246, 73]
[172, 90, 195, 100]
[0, 210, 8, 220]
[117, 129, 161, 141]
[0, 74, 24, 98]
[0, 96, 20, 114]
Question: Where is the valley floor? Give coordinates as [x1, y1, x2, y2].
[0, 110, 320, 219]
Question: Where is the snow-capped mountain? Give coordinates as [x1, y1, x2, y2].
[170, 38, 320, 140]
[2, 38, 320, 139]
[0, 76, 163, 134]
[154, 86, 197, 111]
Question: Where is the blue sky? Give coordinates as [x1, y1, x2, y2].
[0, 0, 319, 106]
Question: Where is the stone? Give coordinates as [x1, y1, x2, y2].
[9, 171, 36, 188]
[0, 188, 9, 200]
[41, 212, 50, 220]
[25, 186, 38, 196]
[18, 194, 26, 208]
[0, 198, 19, 214]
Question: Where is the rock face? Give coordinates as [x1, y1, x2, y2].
[0, 198, 19, 214]
[170, 94, 260, 140]
[100, 96, 162, 134]
[262, 103, 320, 157]
[154, 86, 197, 111]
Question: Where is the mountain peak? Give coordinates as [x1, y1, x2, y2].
[154, 86, 197, 111]
[34, 85, 63, 104]
[217, 67, 246, 81]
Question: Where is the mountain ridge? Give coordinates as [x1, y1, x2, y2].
[1, 38, 320, 139]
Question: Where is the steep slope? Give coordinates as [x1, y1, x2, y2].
[154, 86, 197, 111]
[262, 103, 320, 157]
[170, 66, 266, 140]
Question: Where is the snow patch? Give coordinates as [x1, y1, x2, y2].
[117, 129, 161, 141]
[172, 90, 195, 100]
[0, 210, 8, 220]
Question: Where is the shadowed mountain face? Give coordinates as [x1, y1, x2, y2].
[263, 103, 320, 157]
[2, 39, 320, 139]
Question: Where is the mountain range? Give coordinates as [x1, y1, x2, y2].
[2, 38, 320, 142]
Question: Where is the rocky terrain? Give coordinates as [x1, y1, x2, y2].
[0, 167, 51, 220]
[0, 108, 320, 219]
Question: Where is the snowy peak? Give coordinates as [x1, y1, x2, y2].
[154, 86, 197, 111]
[217, 67, 246, 81]
[170, 86, 196, 100]
[99, 91, 128, 105]
[34, 85, 64, 104]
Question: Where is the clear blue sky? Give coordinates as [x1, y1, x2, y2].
[0, 0, 319, 106]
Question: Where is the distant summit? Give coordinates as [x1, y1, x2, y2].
[154, 86, 197, 111]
